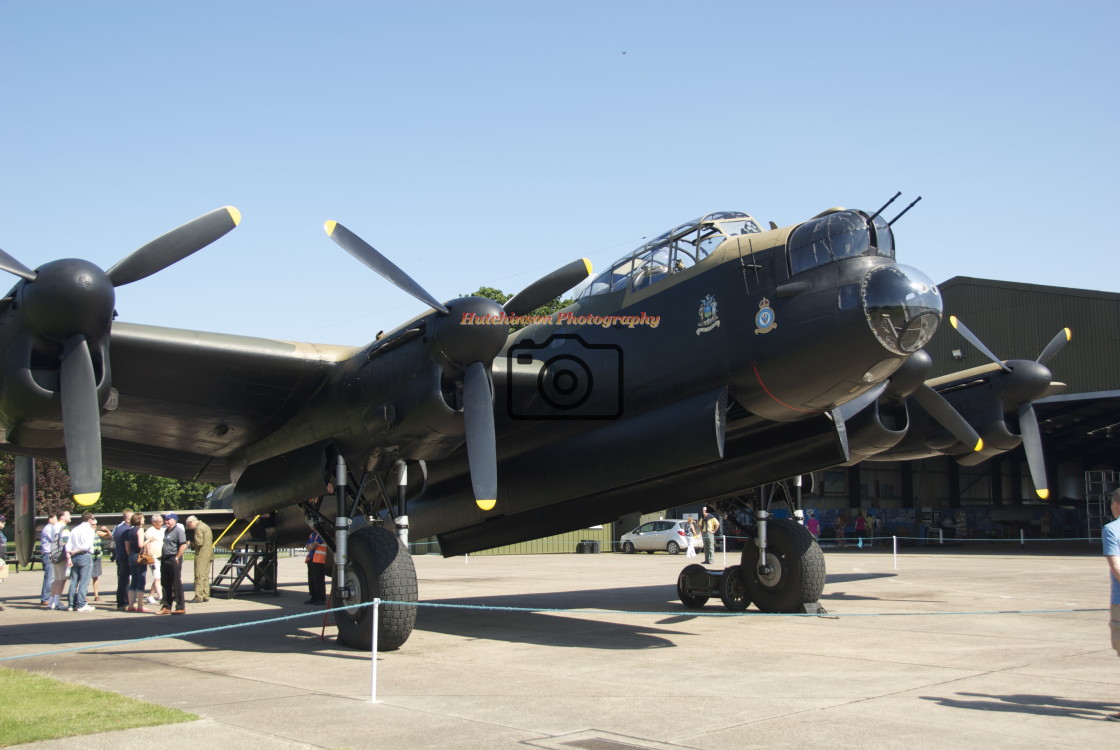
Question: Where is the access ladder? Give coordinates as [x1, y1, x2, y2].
[210, 540, 279, 598]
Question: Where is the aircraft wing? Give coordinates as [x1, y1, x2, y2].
[84, 323, 355, 482]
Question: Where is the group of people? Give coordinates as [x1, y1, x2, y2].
[682, 507, 721, 565]
[39, 508, 212, 616]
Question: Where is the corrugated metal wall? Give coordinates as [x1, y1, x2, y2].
[928, 276, 1120, 393]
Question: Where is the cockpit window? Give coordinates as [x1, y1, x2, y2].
[788, 210, 873, 275]
[580, 211, 762, 298]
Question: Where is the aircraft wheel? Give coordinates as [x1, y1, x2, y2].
[741, 519, 825, 613]
[667, 541, 680, 555]
[718, 564, 751, 612]
[335, 526, 417, 651]
[622, 541, 635, 554]
[677, 563, 710, 608]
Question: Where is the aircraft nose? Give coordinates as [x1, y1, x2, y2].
[861, 264, 942, 355]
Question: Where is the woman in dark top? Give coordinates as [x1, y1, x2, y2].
[125, 513, 150, 612]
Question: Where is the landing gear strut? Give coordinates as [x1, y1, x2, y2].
[315, 454, 419, 651]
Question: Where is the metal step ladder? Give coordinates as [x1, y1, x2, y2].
[210, 540, 279, 598]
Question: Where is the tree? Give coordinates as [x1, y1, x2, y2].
[467, 286, 573, 331]
[0, 455, 215, 520]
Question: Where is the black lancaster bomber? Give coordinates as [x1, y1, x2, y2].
[1, 197, 1071, 650]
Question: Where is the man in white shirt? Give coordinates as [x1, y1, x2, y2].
[66, 512, 97, 612]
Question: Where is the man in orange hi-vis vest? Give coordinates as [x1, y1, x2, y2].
[305, 530, 328, 605]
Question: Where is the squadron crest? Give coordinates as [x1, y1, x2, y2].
[754, 297, 777, 334]
[696, 294, 721, 335]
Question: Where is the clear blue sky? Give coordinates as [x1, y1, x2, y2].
[1, 1, 1116, 345]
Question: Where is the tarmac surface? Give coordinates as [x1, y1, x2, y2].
[1, 541, 1118, 749]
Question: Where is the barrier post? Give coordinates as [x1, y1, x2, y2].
[370, 598, 381, 703]
[1020, 529, 1025, 547]
[892, 535, 898, 570]
[721, 534, 726, 567]
[938, 528, 944, 545]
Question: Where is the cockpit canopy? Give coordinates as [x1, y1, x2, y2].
[580, 211, 762, 298]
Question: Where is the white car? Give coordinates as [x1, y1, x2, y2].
[620, 520, 703, 555]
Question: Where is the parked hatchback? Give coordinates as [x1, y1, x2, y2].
[620, 519, 703, 555]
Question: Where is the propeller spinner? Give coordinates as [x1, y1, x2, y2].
[1, 206, 241, 504]
[324, 221, 591, 511]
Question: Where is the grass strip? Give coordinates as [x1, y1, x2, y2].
[0, 666, 196, 746]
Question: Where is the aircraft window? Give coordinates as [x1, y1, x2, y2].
[788, 211, 872, 275]
[631, 247, 671, 292]
[716, 219, 762, 236]
[579, 211, 763, 299]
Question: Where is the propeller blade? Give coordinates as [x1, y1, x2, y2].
[1037, 327, 1071, 366]
[949, 316, 1010, 372]
[59, 335, 102, 504]
[503, 258, 593, 316]
[462, 361, 497, 511]
[1018, 403, 1049, 500]
[107, 206, 241, 287]
[913, 384, 984, 453]
[0, 248, 37, 282]
[324, 221, 449, 315]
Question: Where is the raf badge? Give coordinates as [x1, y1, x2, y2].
[696, 294, 720, 335]
[754, 298, 777, 334]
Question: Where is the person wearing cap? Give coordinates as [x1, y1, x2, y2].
[159, 513, 188, 614]
[185, 515, 212, 603]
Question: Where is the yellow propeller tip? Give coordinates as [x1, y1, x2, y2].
[581, 258, 593, 275]
[74, 492, 99, 506]
[225, 206, 242, 226]
[973, 438, 984, 452]
[1063, 327, 1072, 341]
[324, 220, 338, 236]
[475, 499, 496, 511]
[949, 315, 960, 328]
[1036, 489, 1050, 500]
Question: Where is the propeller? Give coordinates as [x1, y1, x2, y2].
[839, 351, 983, 454]
[323, 221, 449, 314]
[1, 206, 242, 504]
[949, 316, 1071, 499]
[503, 258, 593, 316]
[324, 220, 592, 511]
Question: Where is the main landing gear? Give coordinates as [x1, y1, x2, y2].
[334, 526, 418, 651]
[307, 455, 419, 651]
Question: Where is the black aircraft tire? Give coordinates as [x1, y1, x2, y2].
[718, 565, 751, 612]
[335, 526, 418, 651]
[677, 563, 710, 608]
[740, 519, 825, 613]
